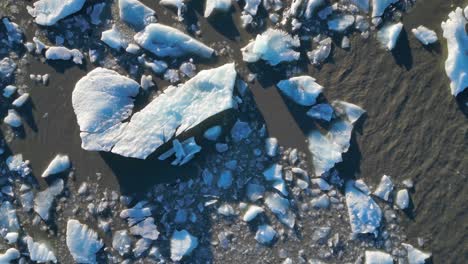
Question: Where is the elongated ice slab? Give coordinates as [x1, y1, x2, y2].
[243, 205, 264, 222]
[0, 57, 16, 79]
[242, 29, 300, 65]
[345, 181, 382, 237]
[119, 0, 155, 29]
[277, 76, 323, 106]
[441, 7, 468, 96]
[377, 22, 403, 51]
[170, 230, 198, 261]
[24, 236, 57, 263]
[66, 219, 103, 264]
[45, 46, 83, 64]
[134, 23, 214, 58]
[365, 250, 393, 264]
[27, 0, 86, 26]
[34, 179, 64, 220]
[41, 154, 70, 177]
[412, 26, 438, 45]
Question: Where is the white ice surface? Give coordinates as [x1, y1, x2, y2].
[66, 219, 104, 264]
[101, 25, 128, 50]
[307, 37, 332, 65]
[365, 250, 393, 264]
[244, 0, 261, 15]
[0, 248, 20, 263]
[24, 236, 57, 263]
[119, 0, 155, 29]
[395, 189, 409, 209]
[4, 110, 22, 128]
[255, 224, 277, 244]
[377, 22, 403, 50]
[0, 202, 20, 232]
[158, 137, 201, 165]
[41, 154, 70, 177]
[27, 0, 86, 26]
[129, 217, 160, 240]
[160, 0, 186, 20]
[304, 0, 325, 19]
[371, 0, 398, 18]
[276, 76, 323, 106]
[34, 179, 64, 220]
[441, 7, 468, 96]
[205, 0, 232, 17]
[12, 93, 29, 108]
[411, 26, 438, 45]
[134, 23, 214, 58]
[351, 0, 369, 12]
[243, 205, 264, 222]
[0, 58, 16, 79]
[402, 243, 432, 264]
[327, 15, 355, 32]
[45, 46, 83, 64]
[170, 230, 198, 261]
[373, 174, 394, 201]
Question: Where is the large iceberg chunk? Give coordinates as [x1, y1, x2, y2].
[119, 0, 155, 29]
[241, 29, 300, 65]
[24, 236, 57, 263]
[411, 26, 438, 45]
[134, 23, 214, 58]
[276, 76, 323, 106]
[27, 0, 86, 26]
[205, 0, 232, 17]
[441, 7, 468, 96]
[45, 46, 83, 64]
[371, 0, 398, 18]
[41, 154, 70, 177]
[66, 219, 104, 263]
[170, 230, 198, 261]
[345, 181, 382, 237]
[34, 179, 64, 220]
[377, 22, 403, 51]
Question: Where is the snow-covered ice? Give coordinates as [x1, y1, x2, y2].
[12, 93, 30, 108]
[101, 26, 128, 50]
[242, 29, 300, 65]
[66, 219, 103, 263]
[327, 15, 355, 32]
[377, 22, 403, 50]
[129, 217, 160, 240]
[27, 0, 86, 26]
[34, 179, 64, 220]
[371, 0, 398, 18]
[45, 46, 83, 64]
[243, 205, 264, 222]
[134, 23, 214, 58]
[5, 232, 18, 244]
[395, 189, 410, 209]
[411, 26, 438, 45]
[4, 110, 22, 128]
[24, 236, 57, 263]
[205, 0, 232, 18]
[373, 174, 394, 201]
[170, 230, 198, 261]
[345, 181, 382, 237]
[0, 248, 20, 263]
[276, 76, 323, 106]
[402, 243, 432, 264]
[441, 7, 468, 96]
[41, 154, 70, 177]
[119, 0, 155, 29]
[365, 250, 393, 264]
[255, 225, 277, 244]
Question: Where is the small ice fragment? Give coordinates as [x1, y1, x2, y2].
[395, 189, 410, 209]
[140, 75, 154, 90]
[45, 46, 83, 64]
[402, 243, 432, 264]
[163, 69, 180, 83]
[402, 179, 414, 188]
[304, 0, 326, 18]
[327, 15, 355, 32]
[243, 205, 264, 221]
[179, 61, 196, 77]
[4, 110, 22, 128]
[129, 217, 159, 240]
[371, 0, 398, 18]
[158, 137, 201, 165]
[307, 103, 333, 121]
[217, 170, 233, 189]
[113, 230, 132, 256]
[311, 178, 332, 191]
[265, 137, 278, 157]
[34, 179, 64, 220]
[170, 230, 198, 262]
[89, 2, 105, 25]
[204, 0, 232, 18]
[345, 181, 382, 237]
[307, 37, 332, 65]
[66, 219, 104, 263]
[351, 0, 369, 12]
[119, 0, 155, 29]
[204, 126, 222, 141]
[12, 93, 29, 108]
[6, 154, 32, 177]
[0, 202, 20, 232]
[263, 164, 283, 181]
[160, 0, 186, 21]
[265, 193, 289, 215]
[0, 248, 20, 262]
[27, 0, 86, 26]
[241, 29, 300, 65]
[3, 85, 17, 98]
[311, 194, 330, 209]
[24, 236, 57, 263]
[0, 58, 17, 79]
[126, 43, 141, 54]
[231, 120, 252, 142]
[277, 76, 323, 106]
[5, 232, 18, 244]
[101, 25, 128, 50]
[2, 18, 23, 45]
[441, 7, 468, 96]
[373, 175, 394, 201]
[244, 0, 261, 15]
[133, 238, 152, 257]
[365, 250, 393, 264]
[412, 26, 438, 45]
[255, 225, 276, 244]
[377, 22, 403, 51]
[217, 204, 235, 216]
[134, 23, 214, 58]
[41, 154, 70, 177]
[246, 183, 265, 201]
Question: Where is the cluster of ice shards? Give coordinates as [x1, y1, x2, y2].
[27, 0, 86, 26]
[276, 76, 324, 106]
[119, 0, 156, 30]
[377, 22, 403, 51]
[34, 179, 64, 220]
[159, 137, 202, 166]
[41, 154, 70, 177]
[66, 219, 104, 263]
[411, 26, 438, 45]
[134, 23, 214, 58]
[241, 29, 301, 66]
[307, 101, 365, 177]
[6, 154, 32, 177]
[0, 201, 20, 232]
[24, 236, 58, 263]
[441, 6, 468, 96]
[170, 229, 198, 261]
[204, 0, 232, 18]
[45, 46, 83, 64]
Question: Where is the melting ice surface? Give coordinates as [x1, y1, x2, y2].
[0, 248, 20, 263]
[134, 23, 214, 58]
[34, 179, 64, 221]
[66, 219, 103, 263]
[170, 230, 198, 261]
[27, 0, 86, 26]
[441, 6, 468, 96]
[241, 29, 300, 65]
[118, 0, 155, 30]
[41, 154, 70, 177]
[276, 76, 324, 106]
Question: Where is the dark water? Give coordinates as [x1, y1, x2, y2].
[1, 0, 467, 262]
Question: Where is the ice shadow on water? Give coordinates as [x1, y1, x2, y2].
[391, 28, 413, 70]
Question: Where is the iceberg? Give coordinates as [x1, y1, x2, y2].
[441, 7, 468, 96]
[66, 219, 104, 263]
[276, 76, 323, 106]
[101, 25, 128, 50]
[24, 236, 58, 263]
[345, 181, 382, 237]
[402, 243, 432, 264]
[45, 46, 83, 64]
[158, 137, 202, 165]
[41, 154, 70, 177]
[34, 179, 64, 220]
[411, 26, 438, 45]
[307, 37, 332, 65]
[170, 230, 198, 261]
[119, 0, 155, 29]
[365, 250, 393, 264]
[395, 189, 409, 209]
[0, 202, 20, 232]
[205, 0, 232, 17]
[371, 0, 398, 18]
[327, 15, 355, 32]
[255, 225, 277, 244]
[134, 23, 214, 58]
[241, 29, 301, 65]
[377, 22, 403, 51]
[373, 174, 393, 201]
[27, 0, 86, 26]
[0, 248, 20, 263]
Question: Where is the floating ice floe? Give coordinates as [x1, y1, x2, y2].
[307, 103, 334, 121]
[307, 101, 365, 176]
[365, 250, 393, 264]
[351, 0, 369, 12]
[243, 205, 264, 222]
[12, 93, 30, 108]
[160, 0, 186, 21]
[263, 164, 288, 195]
[89, 2, 105, 25]
[129, 217, 160, 240]
[0, 57, 16, 79]
[24, 236, 58, 263]
[158, 137, 202, 165]
[441, 7, 468, 96]
[308, 37, 332, 65]
[204, 126, 222, 141]
[265, 193, 295, 228]
[41, 154, 70, 177]
[276, 76, 323, 106]
[373, 174, 393, 201]
[3, 85, 17, 98]
[217, 170, 233, 189]
[101, 25, 128, 50]
[34, 179, 64, 220]
[119, 0, 155, 29]
[170, 230, 198, 261]
[371, 0, 398, 18]
[255, 224, 277, 244]
[242, 29, 300, 65]
[327, 15, 355, 32]
[6, 154, 32, 177]
[4, 110, 22, 128]
[45, 46, 83, 64]
[377, 22, 403, 51]
[0, 248, 20, 263]
[0, 202, 20, 232]
[411, 26, 438, 45]
[113, 230, 132, 256]
[5, 232, 18, 244]
[345, 181, 382, 237]
[265, 137, 278, 157]
[27, 0, 86, 26]
[2, 18, 23, 45]
[134, 23, 214, 58]
[395, 189, 409, 209]
[205, 0, 232, 17]
[66, 219, 104, 263]
[402, 243, 432, 264]
[231, 120, 252, 142]
[120, 201, 152, 225]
